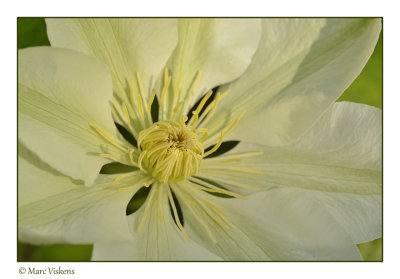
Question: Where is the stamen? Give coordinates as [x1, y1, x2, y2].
[112, 99, 129, 126]
[130, 78, 136, 105]
[99, 153, 118, 161]
[203, 132, 223, 157]
[137, 95, 144, 119]
[136, 71, 145, 98]
[180, 71, 202, 116]
[117, 186, 135, 192]
[138, 150, 147, 170]
[202, 165, 264, 175]
[211, 152, 264, 161]
[122, 102, 131, 125]
[172, 184, 216, 243]
[147, 90, 157, 113]
[181, 115, 188, 124]
[225, 166, 264, 175]
[137, 187, 157, 233]
[199, 198, 234, 230]
[164, 67, 169, 84]
[190, 178, 247, 200]
[112, 174, 128, 186]
[188, 71, 202, 99]
[172, 101, 183, 119]
[167, 186, 190, 241]
[217, 179, 260, 191]
[171, 72, 183, 114]
[160, 76, 172, 106]
[89, 123, 127, 152]
[194, 90, 213, 115]
[128, 149, 139, 167]
[223, 110, 246, 136]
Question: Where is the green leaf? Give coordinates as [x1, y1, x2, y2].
[18, 242, 92, 261]
[338, 33, 383, 109]
[358, 238, 383, 261]
[17, 18, 50, 49]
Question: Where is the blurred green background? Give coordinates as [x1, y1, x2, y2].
[17, 18, 383, 261]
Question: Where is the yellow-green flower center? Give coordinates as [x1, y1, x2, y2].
[138, 120, 204, 183]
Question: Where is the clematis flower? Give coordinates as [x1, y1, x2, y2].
[18, 18, 382, 261]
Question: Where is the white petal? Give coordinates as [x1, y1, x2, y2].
[313, 192, 381, 244]
[46, 18, 178, 101]
[200, 102, 382, 247]
[200, 102, 382, 195]
[207, 18, 381, 146]
[216, 189, 363, 260]
[164, 18, 261, 116]
[176, 182, 361, 260]
[18, 146, 143, 244]
[174, 181, 271, 260]
[18, 47, 128, 185]
[92, 184, 221, 261]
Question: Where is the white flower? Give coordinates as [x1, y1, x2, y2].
[18, 18, 382, 261]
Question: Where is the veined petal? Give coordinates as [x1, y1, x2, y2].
[18, 147, 145, 244]
[313, 192, 381, 244]
[208, 18, 381, 146]
[92, 184, 221, 261]
[164, 18, 261, 115]
[201, 102, 382, 195]
[18, 47, 129, 185]
[174, 181, 271, 261]
[200, 102, 382, 246]
[202, 188, 363, 260]
[46, 18, 178, 102]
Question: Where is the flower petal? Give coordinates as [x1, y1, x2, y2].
[46, 18, 178, 101]
[172, 181, 270, 260]
[208, 18, 381, 146]
[18, 144, 143, 244]
[200, 102, 382, 195]
[164, 18, 261, 115]
[211, 188, 363, 260]
[200, 102, 382, 246]
[18, 47, 128, 185]
[92, 184, 221, 261]
[313, 192, 381, 244]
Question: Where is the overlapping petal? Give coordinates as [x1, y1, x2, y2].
[199, 102, 382, 245]
[18, 47, 129, 185]
[200, 102, 381, 194]
[92, 184, 221, 261]
[18, 144, 142, 244]
[207, 18, 381, 146]
[181, 186, 362, 260]
[46, 18, 178, 101]
[164, 18, 261, 114]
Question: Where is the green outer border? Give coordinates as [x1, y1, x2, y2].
[16, 17, 384, 263]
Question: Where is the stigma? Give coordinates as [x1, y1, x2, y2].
[137, 119, 204, 183]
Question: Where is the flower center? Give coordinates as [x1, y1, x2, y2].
[138, 120, 204, 183]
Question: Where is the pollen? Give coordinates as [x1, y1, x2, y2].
[137, 119, 204, 183]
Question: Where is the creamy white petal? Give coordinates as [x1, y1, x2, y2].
[92, 184, 221, 261]
[200, 102, 382, 246]
[200, 102, 382, 195]
[18, 47, 129, 185]
[46, 18, 178, 101]
[212, 189, 363, 260]
[176, 182, 361, 260]
[163, 18, 261, 117]
[313, 192, 381, 244]
[18, 146, 144, 244]
[174, 181, 271, 260]
[207, 18, 381, 146]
